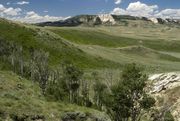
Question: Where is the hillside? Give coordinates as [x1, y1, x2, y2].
[0, 18, 120, 69]
[46, 24, 180, 73]
[1, 17, 180, 73]
[0, 71, 111, 121]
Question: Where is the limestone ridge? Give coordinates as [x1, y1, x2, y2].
[36, 14, 180, 27]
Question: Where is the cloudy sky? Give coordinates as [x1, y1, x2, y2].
[0, 0, 180, 23]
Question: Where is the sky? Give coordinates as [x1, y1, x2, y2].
[0, 0, 180, 23]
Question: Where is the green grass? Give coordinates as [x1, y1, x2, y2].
[47, 27, 139, 47]
[44, 26, 180, 73]
[0, 19, 121, 69]
[48, 27, 180, 53]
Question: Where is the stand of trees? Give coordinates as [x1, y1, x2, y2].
[109, 64, 156, 121]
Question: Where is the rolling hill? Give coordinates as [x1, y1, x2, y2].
[45, 21, 180, 73]
[0, 18, 120, 69]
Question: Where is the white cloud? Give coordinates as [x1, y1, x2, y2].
[13, 11, 69, 23]
[155, 9, 180, 19]
[17, 1, 29, 5]
[115, 0, 122, 5]
[111, 1, 180, 19]
[126, 1, 158, 17]
[111, 8, 127, 15]
[111, 1, 159, 17]
[0, 4, 5, 11]
[0, 4, 69, 23]
[0, 4, 21, 16]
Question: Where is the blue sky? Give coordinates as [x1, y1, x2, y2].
[0, 0, 180, 23]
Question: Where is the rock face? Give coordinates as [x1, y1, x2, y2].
[61, 111, 111, 121]
[149, 72, 180, 121]
[149, 72, 180, 93]
[149, 18, 158, 24]
[98, 14, 116, 25]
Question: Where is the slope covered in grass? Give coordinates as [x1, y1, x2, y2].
[0, 71, 110, 121]
[47, 27, 139, 47]
[48, 26, 180, 53]
[1, 18, 180, 73]
[0, 18, 121, 69]
[46, 26, 180, 73]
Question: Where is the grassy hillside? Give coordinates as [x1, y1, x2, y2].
[0, 18, 120, 69]
[46, 26, 180, 73]
[47, 26, 180, 52]
[0, 71, 110, 121]
[1, 18, 180, 73]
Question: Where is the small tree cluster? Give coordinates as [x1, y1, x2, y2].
[92, 72, 107, 110]
[45, 61, 86, 104]
[0, 39, 50, 94]
[62, 61, 83, 104]
[103, 64, 155, 121]
[28, 50, 50, 94]
[81, 79, 92, 107]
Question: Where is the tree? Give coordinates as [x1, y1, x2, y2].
[81, 79, 92, 107]
[17, 46, 24, 76]
[92, 71, 108, 110]
[45, 76, 68, 101]
[45, 67, 69, 101]
[105, 63, 155, 121]
[62, 61, 83, 104]
[29, 50, 50, 94]
[9, 43, 17, 72]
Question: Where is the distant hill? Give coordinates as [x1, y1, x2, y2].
[36, 14, 180, 27]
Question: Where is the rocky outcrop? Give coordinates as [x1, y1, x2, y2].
[61, 111, 111, 121]
[98, 14, 116, 25]
[149, 72, 180, 93]
[149, 18, 158, 24]
[149, 72, 180, 121]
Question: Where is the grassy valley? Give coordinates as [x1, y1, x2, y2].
[47, 25, 180, 73]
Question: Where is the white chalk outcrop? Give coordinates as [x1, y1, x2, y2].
[98, 14, 116, 25]
[149, 72, 180, 93]
[149, 72, 180, 121]
[149, 18, 159, 24]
